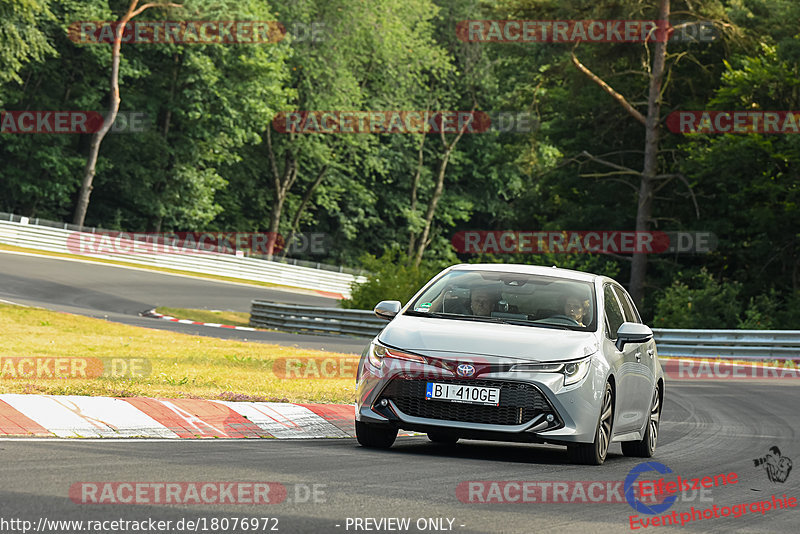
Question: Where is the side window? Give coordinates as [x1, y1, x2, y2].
[613, 285, 640, 324]
[604, 285, 625, 340]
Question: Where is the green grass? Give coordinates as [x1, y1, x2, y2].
[0, 303, 359, 403]
[155, 307, 252, 328]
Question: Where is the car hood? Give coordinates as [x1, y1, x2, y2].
[378, 314, 599, 362]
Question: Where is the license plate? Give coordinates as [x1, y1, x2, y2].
[425, 382, 500, 406]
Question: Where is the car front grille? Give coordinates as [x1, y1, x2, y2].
[377, 378, 552, 426]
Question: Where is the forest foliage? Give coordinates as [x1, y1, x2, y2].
[1, 0, 798, 326]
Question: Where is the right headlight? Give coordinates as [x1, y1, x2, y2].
[368, 341, 426, 370]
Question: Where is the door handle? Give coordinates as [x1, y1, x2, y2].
[635, 352, 642, 362]
[647, 349, 655, 358]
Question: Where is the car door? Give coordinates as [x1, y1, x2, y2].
[612, 285, 656, 432]
[602, 284, 640, 434]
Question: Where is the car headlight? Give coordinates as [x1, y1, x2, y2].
[563, 357, 591, 385]
[511, 356, 592, 386]
[368, 341, 425, 369]
[368, 342, 386, 368]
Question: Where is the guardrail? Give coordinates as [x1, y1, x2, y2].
[652, 329, 800, 359]
[250, 300, 387, 338]
[249, 301, 800, 359]
[0, 215, 365, 297]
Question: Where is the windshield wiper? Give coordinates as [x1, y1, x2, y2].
[526, 322, 573, 330]
[405, 311, 506, 323]
[406, 311, 575, 329]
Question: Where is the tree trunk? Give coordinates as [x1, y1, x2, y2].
[413, 109, 474, 267]
[629, 0, 670, 306]
[407, 130, 428, 256]
[72, 0, 181, 227]
[413, 147, 452, 267]
[265, 128, 298, 259]
[280, 165, 328, 260]
[72, 31, 123, 226]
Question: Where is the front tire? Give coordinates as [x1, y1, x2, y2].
[622, 384, 661, 458]
[568, 381, 614, 465]
[355, 420, 397, 448]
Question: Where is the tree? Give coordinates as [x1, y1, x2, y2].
[490, 0, 739, 311]
[254, 0, 452, 259]
[72, 0, 182, 227]
[0, 0, 55, 94]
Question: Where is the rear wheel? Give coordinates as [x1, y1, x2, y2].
[427, 431, 459, 445]
[355, 421, 397, 448]
[622, 384, 661, 458]
[568, 382, 613, 465]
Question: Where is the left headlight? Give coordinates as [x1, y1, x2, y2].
[511, 356, 592, 386]
[563, 357, 592, 385]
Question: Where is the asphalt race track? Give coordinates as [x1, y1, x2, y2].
[1, 381, 798, 533]
[1, 252, 798, 532]
[0, 251, 367, 353]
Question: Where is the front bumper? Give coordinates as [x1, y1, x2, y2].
[356, 351, 607, 445]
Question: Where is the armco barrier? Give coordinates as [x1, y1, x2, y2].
[249, 300, 386, 338]
[249, 301, 800, 359]
[0, 216, 364, 297]
[652, 329, 800, 359]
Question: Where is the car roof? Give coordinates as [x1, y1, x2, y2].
[447, 263, 599, 283]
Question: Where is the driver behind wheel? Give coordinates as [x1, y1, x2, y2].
[561, 294, 587, 326]
[469, 285, 501, 317]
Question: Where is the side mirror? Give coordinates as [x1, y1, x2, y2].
[615, 322, 653, 351]
[374, 300, 402, 320]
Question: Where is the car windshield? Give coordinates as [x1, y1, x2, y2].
[406, 270, 597, 331]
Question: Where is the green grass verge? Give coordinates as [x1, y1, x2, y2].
[0, 303, 359, 403]
[155, 307, 252, 328]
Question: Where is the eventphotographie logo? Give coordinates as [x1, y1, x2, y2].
[753, 446, 793, 483]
